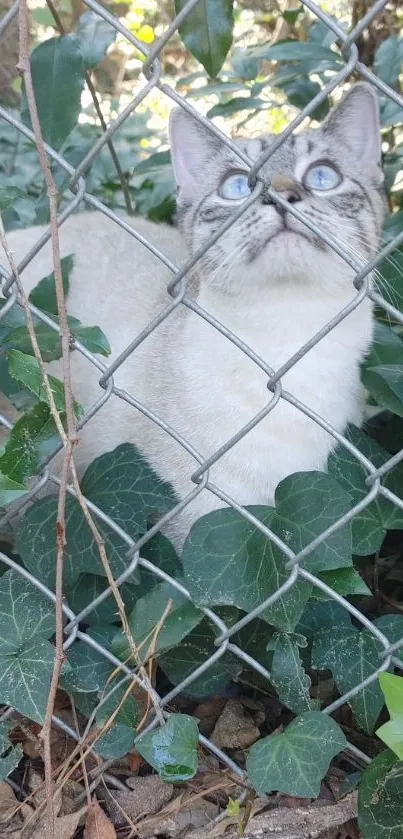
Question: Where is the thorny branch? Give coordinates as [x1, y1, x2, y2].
[6, 9, 164, 834]
[17, 2, 76, 835]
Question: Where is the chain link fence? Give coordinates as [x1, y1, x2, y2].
[0, 0, 403, 792]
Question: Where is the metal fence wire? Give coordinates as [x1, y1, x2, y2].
[0, 0, 403, 786]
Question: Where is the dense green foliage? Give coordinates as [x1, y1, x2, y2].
[0, 1, 403, 834]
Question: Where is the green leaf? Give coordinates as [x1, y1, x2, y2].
[0, 187, 28, 212]
[312, 626, 385, 734]
[0, 473, 27, 506]
[182, 506, 311, 633]
[1, 324, 62, 361]
[271, 472, 353, 573]
[65, 573, 139, 627]
[71, 11, 117, 69]
[297, 600, 351, 637]
[376, 674, 403, 759]
[20, 36, 85, 150]
[0, 638, 56, 723]
[282, 77, 329, 120]
[377, 244, 403, 312]
[95, 680, 138, 759]
[28, 254, 73, 315]
[136, 714, 199, 783]
[16, 495, 131, 588]
[0, 569, 56, 653]
[0, 570, 58, 722]
[327, 424, 398, 555]
[358, 750, 403, 839]
[247, 711, 346, 797]
[112, 583, 203, 660]
[374, 616, 403, 666]
[7, 349, 83, 416]
[250, 40, 342, 64]
[175, 0, 234, 77]
[0, 402, 60, 484]
[313, 567, 371, 600]
[207, 97, 268, 118]
[0, 723, 23, 780]
[96, 724, 135, 760]
[159, 620, 241, 698]
[67, 320, 111, 357]
[373, 36, 403, 88]
[60, 641, 112, 693]
[362, 325, 403, 417]
[80, 444, 177, 537]
[268, 632, 313, 714]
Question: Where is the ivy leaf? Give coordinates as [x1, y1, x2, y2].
[358, 750, 403, 839]
[175, 0, 234, 77]
[136, 714, 199, 783]
[247, 711, 346, 797]
[71, 11, 117, 69]
[297, 600, 352, 637]
[0, 638, 56, 723]
[65, 573, 139, 627]
[377, 674, 403, 759]
[374, 615, 403, 666]
[16, 445, 177, 588]
[95, 680, 138, 759]
[312, 625, 385, 734]
[362, 325, 403, 418]
[268, 632, 314, 714]
[80, 444, 177, 538]
[21, 36, 85, 150]
[327, 423, 402, 555]
[0, 187, 27, 212]
[60, 641, 112, 693]
[159, 620, 241, 698]
[0, 724, 23, 780]
[0, 571, 58, 722]
[182, 506, 311, 633]
[7, 349, 83, 416]
[28, 254, 73, 315]
[0, 473, 27, 507]
[112, 583, 203, 660]
[271, 472, 353, 573]
[377, 244, 403, 311]
[0, 402, 60, 484]
[0, 570, 56, 653]
[312, 567, 371, 600]
[16, 495, 130, 588]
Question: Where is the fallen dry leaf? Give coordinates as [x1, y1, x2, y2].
[0, 780, 34, 835]
[84, 797, 117, 839]
[27, 806, 87, 839]
[104, 775, 173, 826]
[211, 700, 261, 750]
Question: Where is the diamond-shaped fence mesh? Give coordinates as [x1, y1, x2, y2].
[0, 0, 402, 790]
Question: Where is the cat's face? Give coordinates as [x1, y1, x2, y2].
[170, 84, 386, 296]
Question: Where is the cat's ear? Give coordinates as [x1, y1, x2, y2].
[169, 107, 222, 200]
[323, 83, 381, 172]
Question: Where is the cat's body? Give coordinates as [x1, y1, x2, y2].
[0, 85, 386, 543]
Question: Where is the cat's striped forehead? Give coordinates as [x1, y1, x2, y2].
[235, 131, 330, 175]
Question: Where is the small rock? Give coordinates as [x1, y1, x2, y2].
[211, 700, 261, 750]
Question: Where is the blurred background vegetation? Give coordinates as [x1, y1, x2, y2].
[0, 0, 401, 232]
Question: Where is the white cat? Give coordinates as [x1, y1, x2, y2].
[0, 83, 385, 544]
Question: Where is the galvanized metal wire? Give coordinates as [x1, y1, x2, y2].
[0, 0, 402, 785]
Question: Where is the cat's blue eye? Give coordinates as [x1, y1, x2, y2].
[219, 172, 251, 200]
[304, 163, 341, 191]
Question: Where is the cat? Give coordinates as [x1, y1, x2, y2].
[0, 83, 386, 546]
